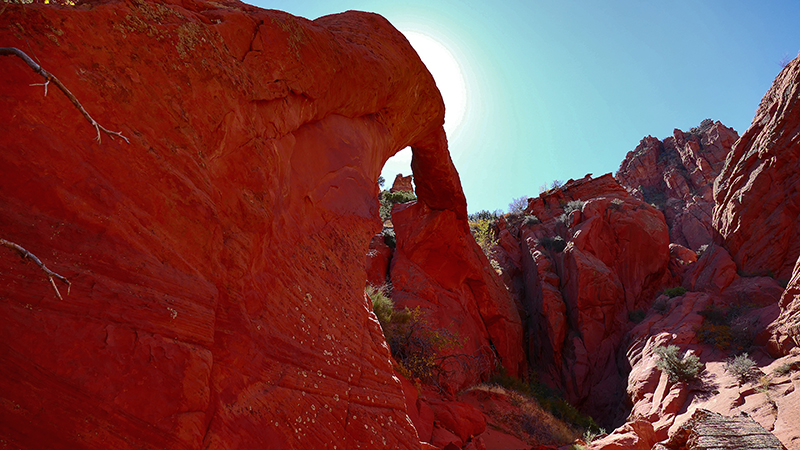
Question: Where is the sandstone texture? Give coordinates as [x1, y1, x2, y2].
[391, 174, 415, 193]
[617, 120, 738, 251]
[0, 1, 483, 448]
[491, 173, 672, 426]
[655, 408, 787, 450]
[390, 200, 525, 391]
[713, 54, 800, 280]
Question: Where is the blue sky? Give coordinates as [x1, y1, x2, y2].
[248, 0, 800, 213]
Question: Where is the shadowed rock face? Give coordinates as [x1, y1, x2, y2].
[713, 54, 800, 281]
[0, 1, 484, 448]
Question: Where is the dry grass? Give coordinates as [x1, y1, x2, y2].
[465, 384, 580, 446]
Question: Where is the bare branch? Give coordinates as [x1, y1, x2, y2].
[1, 46, 129, 143]
[1, 238, 71, 300]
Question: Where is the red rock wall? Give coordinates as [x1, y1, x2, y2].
[713, 54, 800, 280]
[0, 1, 468, 448]
[492, 174, 672, 426]
[389, 201, 524, 391]
[616, 121, 738, 251]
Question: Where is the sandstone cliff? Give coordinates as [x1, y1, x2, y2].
[0, 1, 507, 448]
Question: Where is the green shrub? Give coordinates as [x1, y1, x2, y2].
[725, 353, 756, 383]
[379, 190, 416, 220]
[663, 286, 687, 298]
[538, 235, 567, 252]
[367, 285, 393, 325]
[654, 345, 704, 383]
[489, 369, 600, 435]
[468, 210, 499, 222]
[773, 361, 798, 376]
[367, 286, 461, 383]
[469, 217, 498, 259]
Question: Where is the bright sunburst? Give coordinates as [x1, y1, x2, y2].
[404, 31, 468, 135]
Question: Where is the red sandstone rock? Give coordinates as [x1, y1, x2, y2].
[587, 419, 656, 450]
[681, 244, 738, 293]
[427, 399, 487, 443]
[389, 201, 525, 390]
[366, 233, 393, 287]
[768, 255, 800, 356]
[713, 54, 800, 280]
[392, 174, 415, 193]
[616, 120, 738, 252]
[0, 1, 463, 448]
[495, 174, 671, 425]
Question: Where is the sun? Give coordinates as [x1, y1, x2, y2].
[403, 31, 468, 135]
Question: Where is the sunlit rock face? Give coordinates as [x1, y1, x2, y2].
[0, 1, 491, 448]
[616, 120, 738, 252]
[713, 54, 800, 281]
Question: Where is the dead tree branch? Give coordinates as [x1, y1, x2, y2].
[1, 239, 71, 300]
[1, 46, 129, 143]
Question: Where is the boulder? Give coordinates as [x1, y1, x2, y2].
[656, 408, 787, 450]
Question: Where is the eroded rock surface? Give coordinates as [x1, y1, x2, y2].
[617, 120, 738, 251]
[655, 408, 787, 450]
[0, 1, 474, 448]
[492, 174, 672, 426]
[713, 54, 800, 280]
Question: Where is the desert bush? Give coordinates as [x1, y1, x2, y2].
[563, 199, 585, 215]
[696, 304, 755, 353]
[367, 285, 393, 324]
[468, 210, 499, 222]
[654, 345, 704, 383]
[489, 369, 600, 437]
[687, 118, 714, 136]
[609, 198, 624, 210]
[379, 190, 416, 220]
[695, 244, 709, 258]
[522, 214, 540, 226]
[663, 286, 687, 298]
[725, 353, 756, 383]
[469, 217, 499, 259]
[367, 286, 462, 383]
[773, 361, 798, 376]
[538, 235, 567, 252]
[551, 180, 563, 190]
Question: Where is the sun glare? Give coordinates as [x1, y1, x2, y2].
[404, 31, 467, 135]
